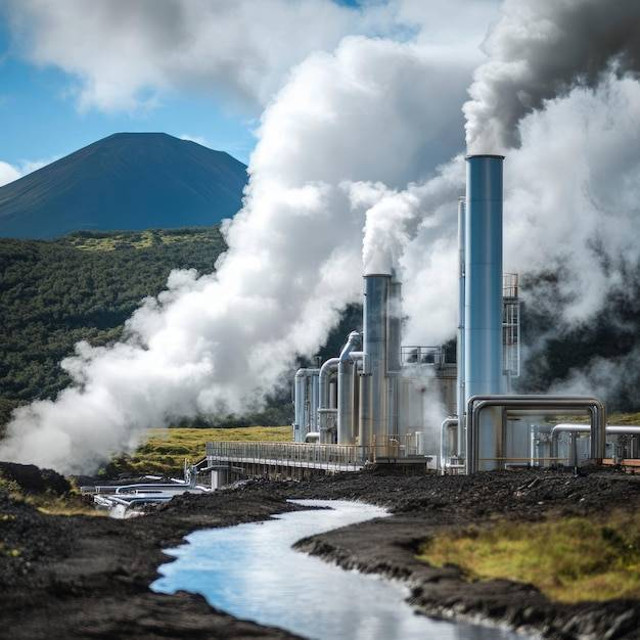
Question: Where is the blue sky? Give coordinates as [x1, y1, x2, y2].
[0, 0, 495, 174]
[0, 16, 257, 167]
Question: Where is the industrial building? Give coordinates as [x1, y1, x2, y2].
[201, 154, 640, 485]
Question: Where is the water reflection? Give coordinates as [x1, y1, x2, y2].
[152, 500, 529, 640]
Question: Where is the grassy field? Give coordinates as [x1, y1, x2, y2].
[418, 512, 640, 603]
[104, 425, 292, 477]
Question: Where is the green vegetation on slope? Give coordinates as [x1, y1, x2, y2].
[418, 512, 640, 603]
[105, 425, 292, 476]
[0, 227, 225, 406]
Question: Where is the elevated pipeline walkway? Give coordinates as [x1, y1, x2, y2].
[201, 440, 429, 484]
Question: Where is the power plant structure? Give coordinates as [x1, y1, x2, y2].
[201, 154, 640, 485]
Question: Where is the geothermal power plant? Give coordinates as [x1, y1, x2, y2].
[197, 154, 639, 486]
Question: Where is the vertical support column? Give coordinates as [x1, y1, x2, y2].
[464, 155, 505, 471]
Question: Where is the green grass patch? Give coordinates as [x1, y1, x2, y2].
[418, 512, 640, 603]
[104, 425, 292, 477]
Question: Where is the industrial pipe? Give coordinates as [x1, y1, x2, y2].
[466, 395, 606, 474]
[318, 358, 339, 443]
[293, 368, 319, 442]
[338, 331, 360, 444]
[550, 424, 640, 464]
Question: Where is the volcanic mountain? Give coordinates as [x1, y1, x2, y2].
[0, 133, 248, 239]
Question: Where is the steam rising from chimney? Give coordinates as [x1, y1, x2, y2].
[3, 2, 640, 473]
[0, 37, 472, 473]
[465, 0, 640, 153]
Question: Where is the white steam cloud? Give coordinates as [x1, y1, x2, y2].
[0, 35, 475, 473]
[4, 0, 640, 472]
[465, 0, 640, 152]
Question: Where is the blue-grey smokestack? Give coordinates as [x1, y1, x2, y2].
[464, 154, 504, 470]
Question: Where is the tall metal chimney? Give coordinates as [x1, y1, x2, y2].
[464, 154, 504, 471]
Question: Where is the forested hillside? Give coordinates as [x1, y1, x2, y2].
[4, 228, 638, 432]
[0, 228, 226, 425]
[0, 227, 361, 429]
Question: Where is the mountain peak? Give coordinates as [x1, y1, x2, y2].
[0, 133, 248, 239]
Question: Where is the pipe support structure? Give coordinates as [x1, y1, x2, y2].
[466, 395, 606, 474]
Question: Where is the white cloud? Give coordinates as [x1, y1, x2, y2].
[6, 0, 401, 112]
[179, 134, 210, 147]
[0, 161, 21, 187]
[0, 156, 60, 187]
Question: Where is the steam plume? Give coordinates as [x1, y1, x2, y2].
[465, 0, 640, 152]
[0, 37, 473, 473]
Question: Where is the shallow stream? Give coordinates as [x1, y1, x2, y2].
[152, 500, 530, 640]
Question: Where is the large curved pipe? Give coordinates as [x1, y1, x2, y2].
[551, 424, 640, 436]
[319, 358, 340, 410]
[466, 395, 606, 474]
[550, 424, 640, 462]
[338, 332, 360, 444]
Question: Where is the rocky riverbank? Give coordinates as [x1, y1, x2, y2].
[1, 465, 640, 639]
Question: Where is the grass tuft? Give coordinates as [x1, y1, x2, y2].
[418, 512, 640, 603]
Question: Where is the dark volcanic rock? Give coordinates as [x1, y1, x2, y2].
[0, 461, 70, 495]
[1, 469, 640, 639]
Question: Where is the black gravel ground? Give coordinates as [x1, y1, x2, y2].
[1, 465, 640, 639]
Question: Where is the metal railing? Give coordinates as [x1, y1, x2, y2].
[401, 346, 446, 366]
[205, 436, 422, 472]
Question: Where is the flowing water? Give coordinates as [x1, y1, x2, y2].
[152, 500, 531, 640]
